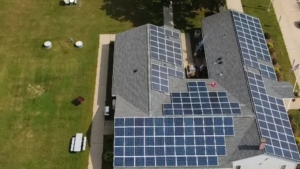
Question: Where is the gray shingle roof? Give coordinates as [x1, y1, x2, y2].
[201, 10, 294, 101]
[112, 25, 150, 116]
[201, 11, 253, 108]
[111, 19, 276, 168]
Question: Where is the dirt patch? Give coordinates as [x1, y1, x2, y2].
[27, 84, 45, 98]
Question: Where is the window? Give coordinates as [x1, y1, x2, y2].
[236, 166, 241, 169]
[280, 165, 286, 169]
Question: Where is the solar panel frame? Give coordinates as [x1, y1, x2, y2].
[259, 63, 277, 80]
[231, 11, 277, 82]
[245, 70, 300, 161]
[163, 89, 241, 116]
[149, 25, 183, 66]
[114, 117, 232, 167]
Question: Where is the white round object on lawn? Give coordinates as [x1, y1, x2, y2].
[75, 41, 83, 48]
[70, 0, 74, 3]
[43, 41, 52, 49]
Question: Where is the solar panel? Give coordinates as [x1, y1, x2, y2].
[168, 67, 185, 78]
[246, 71, 266, 94]
[165, 28, 181, 39]
[151, 64, 169, 93]
[163, 82, 241, 115]
[245, 70, 300, 161]
[114, 117, 232, 167]
[149, 25, 183, 66]
[259, 63, 277, 80]
[151, 63, 185, 93]
[232, 11, 271, 63]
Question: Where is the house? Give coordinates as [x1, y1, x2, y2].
[111, 10, 300, 169]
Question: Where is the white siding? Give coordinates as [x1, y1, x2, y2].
[232, 154, 298, 169]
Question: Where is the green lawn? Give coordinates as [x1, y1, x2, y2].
[288, 110, 300, 140]
[0, 0, 162, 168]
[241, 0, 296, 85]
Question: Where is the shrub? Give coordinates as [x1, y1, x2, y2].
[103, 151, 114, 162]
[264, 32, 271, 39]
[272, 58, 277, 65]
[274, 66, 283, 81]
[296, 137, 300, 144]
[267, 42, 274, 48]
[269, 47, 276, 54]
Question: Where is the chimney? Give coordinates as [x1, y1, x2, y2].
[259, 138, 266, 150]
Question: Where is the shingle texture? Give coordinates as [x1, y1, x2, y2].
[111, 18, 281, 168]
[112, 25, 149, 116]
[201, 11, 253, 106]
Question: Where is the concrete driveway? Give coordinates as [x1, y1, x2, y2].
[88, 34, 115, 169]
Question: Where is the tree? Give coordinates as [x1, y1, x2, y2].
[103, 151, 114, 163]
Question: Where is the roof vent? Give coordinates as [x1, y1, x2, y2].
[259, 138, 266, 150]
[133, 69, 138, 73]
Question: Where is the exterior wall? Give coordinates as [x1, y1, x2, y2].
[232, 154, 298, 169]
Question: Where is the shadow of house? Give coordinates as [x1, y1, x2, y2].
[100, 0, 163, 27]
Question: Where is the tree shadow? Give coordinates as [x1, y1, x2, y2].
[204, 12, 215, 17]
[100, 0, 163, 27]
[173, 0, 219, 31]
[199, 0, 220, 12]
[173, 3, 198, 30]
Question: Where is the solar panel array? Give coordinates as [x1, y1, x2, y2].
[259, 63, 277, 80]
[114, 117, 234, 167]
[151, 64, 184, 93]
[246, 71, 300, 161]
[149, 25, 183, 66]
[163, 82, 242, 115]
[231, 11, 277, 81]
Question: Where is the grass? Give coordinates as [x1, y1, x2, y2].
[288, 110, 300, 142]
[0, 0, 162, 168]
[241, 0, 296, 85]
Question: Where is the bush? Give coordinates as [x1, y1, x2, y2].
[103, 151, 113, 162]
[274, 66, 282, 81]
[272, 58, 277, 65]
[296, 137, 300, 144]
[264, 32, 271, 39]
[269, 47, 276, 54]
[267, 42, 274, 48]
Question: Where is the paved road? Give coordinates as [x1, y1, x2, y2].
[88, 34, 115, 169]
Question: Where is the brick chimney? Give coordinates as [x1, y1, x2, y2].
[259, 138, 266, 150]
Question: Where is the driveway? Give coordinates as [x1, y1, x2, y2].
[88, 34, 115, 169]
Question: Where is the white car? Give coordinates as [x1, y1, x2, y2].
[104, 106, 109, 116]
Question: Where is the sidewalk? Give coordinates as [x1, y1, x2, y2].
[88, 34, 115, 169]
[272, 0, 300, 110]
